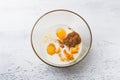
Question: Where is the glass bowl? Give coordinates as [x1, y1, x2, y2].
[31, 9, 92, 68]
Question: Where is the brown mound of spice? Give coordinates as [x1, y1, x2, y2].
[63, 31, 81, 47]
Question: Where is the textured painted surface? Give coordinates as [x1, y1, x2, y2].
[0, 0, 120, 80]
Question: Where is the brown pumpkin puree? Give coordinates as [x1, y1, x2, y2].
[63, 31, 81, 47]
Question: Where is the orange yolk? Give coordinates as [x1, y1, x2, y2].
[70, 45, 79, 54]
[63, 49, 74, 61]
[47, 44, 56, 55]
[56, 28, 66, 40]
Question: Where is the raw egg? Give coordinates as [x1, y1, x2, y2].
[56, 28, 66, 40]
[47, 43, 56, 55]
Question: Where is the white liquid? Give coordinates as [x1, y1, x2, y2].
[41, 24, 82, 65]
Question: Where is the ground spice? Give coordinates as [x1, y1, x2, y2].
[63, 31, 81, 47]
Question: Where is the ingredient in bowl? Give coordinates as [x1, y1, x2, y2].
[55, 47, 60, 53]
[70, 45, 79, 54]
[47, 43, 56, 55]
[63, 31, 81, 47]
[57, 39, 64, 48]
[56, 28, 66, 40]
[63, 49, 74, 61]
[46, 27, 81, 62]
[58, 53, 65, 62]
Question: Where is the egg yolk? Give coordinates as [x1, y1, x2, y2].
[63, 49, 74, 61]
[47, 44, 56, 55]
[70, 45, 79, 54]
[56, 28, 66, 40]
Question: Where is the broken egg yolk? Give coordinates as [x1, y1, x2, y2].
[47, 44, 56, 55]
[70, 45, 79, 54]
[56, 28, 66, 40]
[63, 49, 74, 61]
